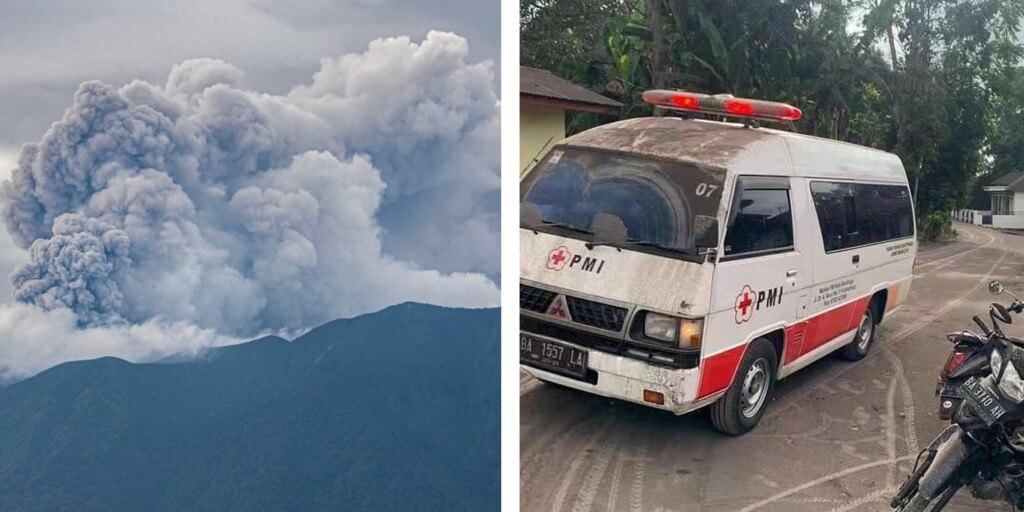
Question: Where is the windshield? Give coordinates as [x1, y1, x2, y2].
[521, 147, 724, 253]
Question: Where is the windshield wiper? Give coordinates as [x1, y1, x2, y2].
[614, 239, 704, 256]
[522, 220, 594, 235]
[586, 239, 695, 255]
[584, 240, 623, 250]
[624, 240, 696, 255]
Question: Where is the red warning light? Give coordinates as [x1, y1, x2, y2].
[642, 90, 802, 122]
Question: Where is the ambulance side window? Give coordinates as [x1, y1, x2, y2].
[723, 187, 794, 258]
[810, 181, 914, 252]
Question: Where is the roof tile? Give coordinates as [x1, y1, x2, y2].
[520, 66, 622, 109]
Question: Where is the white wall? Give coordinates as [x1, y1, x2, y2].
[520, 104, 564, 176]
[992, 215, 1024, 229]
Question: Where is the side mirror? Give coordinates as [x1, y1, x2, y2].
[693, 215, 720, 249]
[589, 213, 628, 245]
[990, 280, 1005, 296]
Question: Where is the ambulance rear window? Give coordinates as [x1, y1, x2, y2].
[521, 148, 723, 255]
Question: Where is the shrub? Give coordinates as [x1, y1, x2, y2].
[919, 211, 955, 242]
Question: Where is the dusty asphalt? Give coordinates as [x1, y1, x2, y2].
[520, 223, 1021, 512]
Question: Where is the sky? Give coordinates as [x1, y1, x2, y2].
[0, 0, 500, 380]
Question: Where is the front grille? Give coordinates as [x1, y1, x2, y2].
[565, 296, 627, 331]
[520, 285, 556, 313]
[520, 316, 698, 369]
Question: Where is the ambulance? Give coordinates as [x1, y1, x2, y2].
[520, 90, 916, 435]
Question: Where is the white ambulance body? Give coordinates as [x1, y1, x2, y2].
[519, 91, 916, 434]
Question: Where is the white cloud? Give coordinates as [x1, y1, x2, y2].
[0, 302, 244, 383]
[0, 148, 16, 182]
[0, 0, 500, 145]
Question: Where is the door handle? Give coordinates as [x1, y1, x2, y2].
[852, 254, 860, 265]
[786, 269, 798, 277]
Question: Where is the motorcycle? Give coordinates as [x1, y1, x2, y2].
[891, 280, 1024, 511]
[934, 289, 1002, 421]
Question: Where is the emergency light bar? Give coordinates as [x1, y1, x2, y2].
[642, 90, 802, 122]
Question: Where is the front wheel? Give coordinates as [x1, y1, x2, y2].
[709, 338, 777, 436]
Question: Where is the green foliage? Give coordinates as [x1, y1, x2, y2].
[918, 211, 956, 242]
[521, 0, 1024, 217]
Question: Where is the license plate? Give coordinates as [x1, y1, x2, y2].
[520, 334, 588, 379]
[961, 377, 1007, 426]
[936, 381, 960, 397]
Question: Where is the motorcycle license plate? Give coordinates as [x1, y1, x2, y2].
[961, 377, 1007, 426]
[936, 381, 960, 398]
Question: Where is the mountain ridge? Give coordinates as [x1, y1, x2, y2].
[0, 302, 499, 511]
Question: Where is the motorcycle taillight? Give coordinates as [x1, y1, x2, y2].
[944, 350, 970, 375]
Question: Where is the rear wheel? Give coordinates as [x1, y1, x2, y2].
[709, 338, 777, 436]
[839, 305, 876, 361]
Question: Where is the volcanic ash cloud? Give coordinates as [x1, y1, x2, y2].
[0, 31, 500, 342]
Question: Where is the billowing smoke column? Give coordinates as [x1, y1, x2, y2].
[1, 31, 499, 338]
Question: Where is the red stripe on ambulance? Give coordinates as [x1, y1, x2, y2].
[696, 344, 747, 399]
[698, 295, 874, 400]
[886, 284, 901, 312]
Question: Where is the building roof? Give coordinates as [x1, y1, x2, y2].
[520, 66, 622, 114]
[986, 171, 1024, 192]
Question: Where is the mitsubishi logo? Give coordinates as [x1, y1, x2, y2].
[546, 294, 571, 320]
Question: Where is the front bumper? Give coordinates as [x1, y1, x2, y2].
[520, 332, 705, 415]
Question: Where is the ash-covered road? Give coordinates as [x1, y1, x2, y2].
[521, 223, 1019, 511]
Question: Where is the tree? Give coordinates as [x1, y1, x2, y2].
[521, 0, 1024, 223]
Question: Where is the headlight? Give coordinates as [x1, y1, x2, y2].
[643, 313, 678, 343]
[999, 360, 1024, 403]
[991, 349, 1004, 375]
[642, 312, 702, 350]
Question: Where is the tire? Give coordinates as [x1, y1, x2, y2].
[709, 338, 777, 436]
[839, 303, 877, 361]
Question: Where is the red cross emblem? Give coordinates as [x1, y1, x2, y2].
[547, 246, 571, 271]
[735, 285, 755, 324]
[546, 294, 571, 320]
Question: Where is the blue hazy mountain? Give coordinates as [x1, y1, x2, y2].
[0, 303, 499, 511]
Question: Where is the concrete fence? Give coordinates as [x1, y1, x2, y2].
[952, 209, 990, 225]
